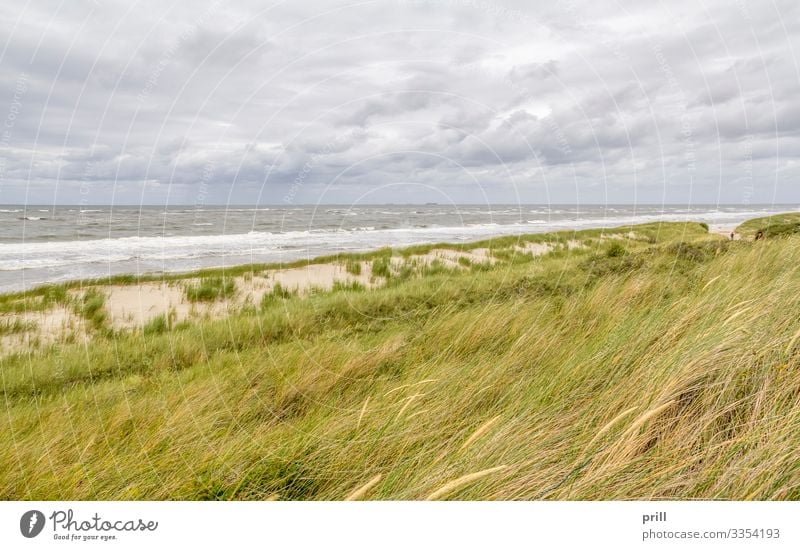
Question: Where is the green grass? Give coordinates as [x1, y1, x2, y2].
[332, 280, 365, 292]
[0, 284, 70, 314]
[75, 288, 107, 329]
[606, 242, 627, 257]
[345, 260, 362, 276]
[420, 259, 455, 277]
[142, 313, 172, 336]
[260, 283, 296, 309]
[2, 220, 800, 500]
[0, 318, 36, 335]
[371, 257, 392, 279]
[185, 277, 236, 302]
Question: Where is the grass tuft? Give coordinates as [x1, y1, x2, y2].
[371, 257, 392, 278]
[261, 283, 296, 309]
[345, 260, 362, 276]
[332, 280, 365, 292]
[143, 313, 171, 336]
[76, 289, 107, 329]
[606, 242, 626, 258]
[185, 277, 236, 302]
[0, 318, 37, 335]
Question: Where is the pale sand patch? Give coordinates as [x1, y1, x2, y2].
[21, 307, 78, 334]
[105, 283, 190, 330]
[262, 262, 376, 295]
[0, 251, 484, 345]
[1, 307, 86, 355]
[603, 231, 638, 241]
[233, 275, 272, 306]
[514, 242, 553, 256]
[0, 335, 25, 355]
[389, 256, 410, 269]
[566, 239, 585, 250]
[411, 248, 495, 268]
[106, 281, 255, 329]
[99, 263, 376, 330]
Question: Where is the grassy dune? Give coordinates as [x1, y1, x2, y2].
[736, 212, 800, 238]
[2, 216, 800, 500]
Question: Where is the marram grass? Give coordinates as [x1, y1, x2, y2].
[2, 218, 800, 500]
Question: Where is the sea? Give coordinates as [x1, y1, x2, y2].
[1, 204, 797, 293]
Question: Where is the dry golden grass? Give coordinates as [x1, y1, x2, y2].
[426, 466, 509, 500]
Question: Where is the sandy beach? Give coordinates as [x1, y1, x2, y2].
[0, 244, 505, 356]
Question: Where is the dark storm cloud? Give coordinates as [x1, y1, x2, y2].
[0, 0, 798, 205]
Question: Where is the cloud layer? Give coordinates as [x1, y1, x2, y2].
[1, 0, 798, 205]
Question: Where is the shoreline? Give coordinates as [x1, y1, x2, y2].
[2, 219, 740, 297]
[0, 213, 769, 295]
[0, 218, 749, 300]
[3, 212, 793, 359]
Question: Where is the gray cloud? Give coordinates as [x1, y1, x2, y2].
[0, 0, 798, 205]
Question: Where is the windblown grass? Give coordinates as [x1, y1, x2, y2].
[371, 257, 392, 279]
[185, 277, 236, 302]
[0, 318, 36, 335]
[0, 284, 70, 314]
[2, 219, 800, 500]
[75, 288, 107, 329]
[142, 313, 173, 336]
[345, 260, 362, 276]
[260, 283, 296, 309]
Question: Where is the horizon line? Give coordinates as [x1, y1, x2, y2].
[2, 202, 799, 208]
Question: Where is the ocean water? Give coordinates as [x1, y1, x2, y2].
[0, 204, 796, 292]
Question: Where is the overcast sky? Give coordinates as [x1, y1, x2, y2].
[0, 0, 798, 205]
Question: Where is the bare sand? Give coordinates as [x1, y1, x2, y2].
[0, 241, 570, 355]
[602, 231, 639, 241]
[266, 262, 376, 293]
[105, 283, 189, 330]
[103, 262, 378, 331]
[1, 306, 86, 355]
[412, 248, 495, 268]
[514, 242, 552, 256]
[1, 257, 393, 355]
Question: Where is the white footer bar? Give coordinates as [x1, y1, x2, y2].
[2, 501, 797, 549]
